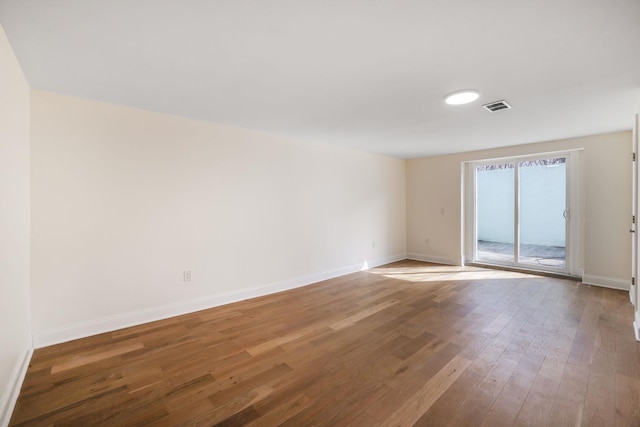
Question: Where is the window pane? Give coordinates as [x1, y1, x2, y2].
[518, 158, 566, 269]
[476, 163, 514, 264]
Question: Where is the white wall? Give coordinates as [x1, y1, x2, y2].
[0, 24, 31, 426]
[407, 132, 632, 288]
[30, 90, 407, 346]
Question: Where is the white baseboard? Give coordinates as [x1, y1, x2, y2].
[581, 274, 630, 291]
[365, 253, 407, 269]
[32, 253, 407, 348]
[406, 252, 461, 266]
[635, 320, 640, 342]
[0, 347, 33, 427]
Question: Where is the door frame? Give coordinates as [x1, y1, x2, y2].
[463, 149, 582, 277]
[631, 112, 637, 306]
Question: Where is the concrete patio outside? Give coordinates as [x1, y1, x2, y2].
[476, 240, 566, 269]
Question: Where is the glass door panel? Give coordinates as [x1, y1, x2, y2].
[518, 158, 567, 269]
[476, 163, 515, 264]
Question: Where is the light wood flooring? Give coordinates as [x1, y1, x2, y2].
[10, 260, 640, 426]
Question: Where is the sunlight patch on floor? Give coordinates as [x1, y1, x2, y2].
[368, 263, 538, 282]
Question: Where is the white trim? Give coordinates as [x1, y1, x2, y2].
[407, 253, 460, 266]
[468, 148, 585, 165]
[629, 112, 640, 341]
[462, 162, 476, 266]
[582, 274, 630, 291]
[566, 150, 582, 277]
[0, 347, 33, 427]
[32, 253, 407, 348]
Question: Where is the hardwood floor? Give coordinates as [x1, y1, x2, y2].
[10, 260, 640, 426]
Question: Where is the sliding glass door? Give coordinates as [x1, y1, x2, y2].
[472, 154, 571, 273]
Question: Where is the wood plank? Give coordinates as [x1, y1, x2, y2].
[513, 374, 561, 426]
[615, 373, 640, 426]
[9, 260, 640, 426]
[244, 392, 312, 427]
[329, 299, 400, 330]
[379, 355, 472, 427]
[50, 341, 144, 374]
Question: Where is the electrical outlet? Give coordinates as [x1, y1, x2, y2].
[425, 237, 430, 245]
[372, 241, 376, 248]
[183, 270, 192, 282]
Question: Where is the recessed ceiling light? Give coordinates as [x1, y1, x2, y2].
[445, 90, 480, 105]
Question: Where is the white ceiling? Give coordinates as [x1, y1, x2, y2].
[1, 0, 639, 159]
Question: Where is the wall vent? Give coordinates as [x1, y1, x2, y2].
[483, 100, 512, 112]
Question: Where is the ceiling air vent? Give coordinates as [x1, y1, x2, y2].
[483, 100, 512, 112]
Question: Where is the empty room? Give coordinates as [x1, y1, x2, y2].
[2, 1, 640, 426]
